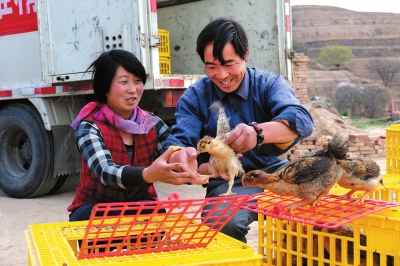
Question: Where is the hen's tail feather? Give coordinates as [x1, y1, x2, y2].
[327, 133, 348, 160]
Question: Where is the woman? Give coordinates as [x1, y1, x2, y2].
[68, 49, 201, 221]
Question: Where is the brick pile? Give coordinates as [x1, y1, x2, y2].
[287, 53, 387, 161]
[280, 134, 386, 161]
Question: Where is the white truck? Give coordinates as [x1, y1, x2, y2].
[0, 0, 293, 198]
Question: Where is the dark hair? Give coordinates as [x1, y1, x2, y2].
[87, 50, 147, 103]
[196, 17, 249, 65]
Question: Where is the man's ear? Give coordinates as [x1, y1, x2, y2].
[244, 50, 250, 62]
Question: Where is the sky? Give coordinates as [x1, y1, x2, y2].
[291, 0, 400, 14]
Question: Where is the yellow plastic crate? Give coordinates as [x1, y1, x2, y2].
[257, 206, 400, 266]
[386, 124, 400, 174]
[159, 56, 171, 74]
[158, 29, 170, 57]
[25, 217, 262, 265]
[329, 175, 400, 202]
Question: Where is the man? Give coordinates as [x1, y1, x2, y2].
[169, 17, 314, 243]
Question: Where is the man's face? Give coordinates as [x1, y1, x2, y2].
[204, 42, 248, 93]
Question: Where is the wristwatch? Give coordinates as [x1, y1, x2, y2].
[249, 122, 264, 148]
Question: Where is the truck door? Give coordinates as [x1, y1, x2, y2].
[36, 0, 151, 84]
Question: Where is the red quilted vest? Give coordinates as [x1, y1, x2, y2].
[68, 112, 158, 212]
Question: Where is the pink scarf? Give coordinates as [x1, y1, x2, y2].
[70, 102, 159, 134]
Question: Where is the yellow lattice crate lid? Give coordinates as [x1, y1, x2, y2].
[158, 29, 170, 57]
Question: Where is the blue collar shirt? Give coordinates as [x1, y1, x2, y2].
[166, 67, 314, 172]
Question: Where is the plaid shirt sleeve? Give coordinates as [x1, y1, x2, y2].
[76, 118, 179, 188]
[154, 116, 173, 157]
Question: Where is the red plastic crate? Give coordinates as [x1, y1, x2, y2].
[78, 195, 249, 259]
[242, 191, 400, 229]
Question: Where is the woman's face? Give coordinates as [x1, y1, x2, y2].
[106, 66, 144, 119]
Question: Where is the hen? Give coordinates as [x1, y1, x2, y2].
[242, 133, 348, 213]
[319, 135, 383, 203]
[196, 101, 245, 196]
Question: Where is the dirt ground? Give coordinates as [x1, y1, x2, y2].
[0, 124, 388, 266]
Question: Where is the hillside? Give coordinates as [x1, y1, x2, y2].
[292, 5, 400, 97]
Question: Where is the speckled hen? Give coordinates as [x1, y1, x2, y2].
[318, 135, 383, 203]
[242, 134, 348, 213]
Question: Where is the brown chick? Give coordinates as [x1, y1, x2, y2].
[320, 135, 383, 203]
[196, 101, 245, 196]
[197, 135, 245, 196]
[242, 133, 348, 213]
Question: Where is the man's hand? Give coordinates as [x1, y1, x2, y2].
[225, 123, 257, 153]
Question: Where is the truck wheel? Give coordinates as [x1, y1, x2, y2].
[0, 104, 57, 198]
[47, 172, 80, 195]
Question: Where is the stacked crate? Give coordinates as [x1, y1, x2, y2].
[255, 124, 400, 265]
[158, 29, 171, 74]
[257, 208, 400, 265]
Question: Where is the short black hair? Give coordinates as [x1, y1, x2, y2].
[87, 50, 147, 104]
[196, 17, 249, 65]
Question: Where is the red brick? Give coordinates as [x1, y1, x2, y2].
[364, 141, 375, 147]
[291, 149, 311, 154]
[368, 136, 381, 141]
[348, 146, 359, 152]
[305, 136, 319, 141]
[360, 150, 376, 155]
[349, 134, 368, 142]
[288, 154, 301, 160]
[359, 146, 374, 151]
[348, 142, 365, 147]
[298, 145, 317, 150]
[378, 139, 386, 146]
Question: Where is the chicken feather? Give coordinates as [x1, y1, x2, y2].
[210, 101, 231, 142]
[242, 133, 348, 213]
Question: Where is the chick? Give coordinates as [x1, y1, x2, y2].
[320, 135, 383, 203]
[242, 134, 348, 213]
[196, 101, 244, 196]
[197, 135, 245, 196]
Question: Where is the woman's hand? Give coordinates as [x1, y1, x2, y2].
[143, 147, 205, 185]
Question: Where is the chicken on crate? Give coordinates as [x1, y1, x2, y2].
[316, 135, 384, 203]
[242, 133, 348, 213]
[197, 101, 245, 196]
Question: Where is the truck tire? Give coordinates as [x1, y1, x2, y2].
[47, 172, 80, 195]
[0, 104, 57, 198]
